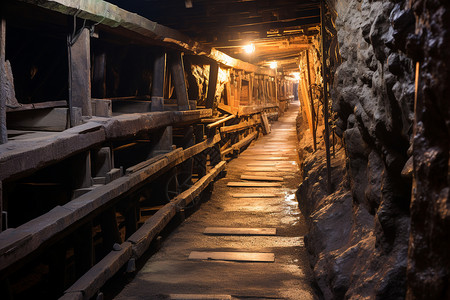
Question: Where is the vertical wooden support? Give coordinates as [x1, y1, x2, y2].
[170, 52, 190, 111]
[151, 52, 166, 112]
[305, 49, 317, 151]
[0, 18, 7, 144]
[235, 71, 241, 107]
[72, 151, 92, 190]
[179, 126, 194, 183]
[69, 27, 92, 124]
[321, 0, 332, 194]
[206, 62, 219, 109]
[124, 197, 138, 239]
[249, 74, 253, 105]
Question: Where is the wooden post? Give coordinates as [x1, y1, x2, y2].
[321, 0, 332, 194]
[0, 18, 7, 144]
[150, 127, 173, 157]
[69, 27, 92, 124]
[206, 62, 219, 109]
[249, 74, 253, 105]
[151, 52, 166, 112]
[305, 49, 317, 151]
[193, 124, 207, 177]
[99, 208, 122, 255]
[170, 52, 190, 111]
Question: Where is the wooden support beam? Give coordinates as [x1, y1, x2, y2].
[69, 27, 92, 123]
[0, 18, 7, 144]
[206, 114, 235, 129]
[170, 53, 190, 111]
[0, 181, 2, 232]
[73, 221, 93, 278]
[206, 62, 219, 109]
[150, 126, 173, 157]
[92, 52, 106, 99]
[151, 52, 166, 112]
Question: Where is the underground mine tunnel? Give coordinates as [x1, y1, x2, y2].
[0, 0, 449, 299]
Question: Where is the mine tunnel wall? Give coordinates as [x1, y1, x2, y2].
[299, 0, 450, 298]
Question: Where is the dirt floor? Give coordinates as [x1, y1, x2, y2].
[113, 101, 318, 300]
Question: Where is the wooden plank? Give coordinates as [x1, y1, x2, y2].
[188, 251, 274, 262]
[204, 227, 276, 236]
[69, 27, 92, 119]
[260, 112, 271, 135]
[246, 163, 276, 167]
[240, 175, 283, 182]
[245, 167, 277, 172]
[151, 52, 166, 112]
[243, 172, 285, 177]
[227, 182, 281, 188]
[170, 294, 231, 300]
[232, 131, 258, 152]
[6, 100, 68, 112]
[242, 156, 288, 161]
[230, 193, 278, 198]
[171, 53, 190, 111]
[205, 62, 219, 109]
[206, 114, 235, 129]
[7, 108, 69, 131]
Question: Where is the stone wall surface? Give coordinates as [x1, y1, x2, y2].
[298, 0, 423, 298]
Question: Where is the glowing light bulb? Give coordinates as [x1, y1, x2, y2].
[270, 61, 278, 69]
[243, 43, 255, 54]
[293, 72, 300, 80]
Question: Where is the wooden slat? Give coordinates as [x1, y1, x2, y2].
[206, 114, 235, 129]
[227, 182, 282, 187]
[230, 193, 278, 198]
[246, 163, 276, 167]
[203, 227, 276, 236]
[170, 294, 232, 300]
[240, 175, 283, 182]
[242, 156, 288, 161]
[245, 167, 277, 172]
[232, 131, 258, 152]
[188, 251, 275, 262]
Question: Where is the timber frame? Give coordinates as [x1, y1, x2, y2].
[0, 0, 296, 299]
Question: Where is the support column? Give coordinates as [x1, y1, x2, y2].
[0, 181, 3, 232]
[0, 18, 7, 144]
[206, 62, 219, 109]
[69, 27, 92, 125]
[150, 127, 173, 157]
[170, 52, 189, 111]
[151, 52, 166, 112]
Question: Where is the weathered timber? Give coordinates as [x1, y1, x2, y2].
[203, 227, 276, 236]
[69, 28, 92, 121]
[151, 52, 166, 112]
[61, 242, 133, 300]
[0, 18, 6, 144]
[0, 110, 212, 182]
[6, 108, 70, 131]
[219, 119, 260, 133]
[261, 112, 271, 134]
[230, 193, 278, 198]
[188, 251, 275, 262]
[0, 148, 184, 273]
[169, 294, 232, 300]
[150, 126, 173, 157]
[240, 175, 283, 182]
[126, 149, 183, 175]
[226, 181, 281, 187]
[170, 53, 190, 111]
[5, 100, 68, 113]
[206, 114, 235, 129]
[206, 62, 219, 109]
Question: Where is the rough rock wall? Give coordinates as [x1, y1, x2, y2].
[299, 0, 418, 298]
[407, 0, 450, 298]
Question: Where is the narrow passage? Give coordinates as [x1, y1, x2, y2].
[114, 102, 316, 300]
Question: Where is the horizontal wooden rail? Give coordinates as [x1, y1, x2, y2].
[59, 161, 226, 300]
[220, 120, 260, 134]
[206, 115, 235, 129]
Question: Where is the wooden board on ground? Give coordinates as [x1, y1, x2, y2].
[243, 172, 285, 177]
[203, 227, 276, 236]
[245, 156, 288, 161]
[245, 167, 277, 172]
[188, 251, 275, 262]
[231, 193, 278, 198]
[240, 175, 283, 182]
[227, 182, 282, 187]
[169, 294, 232, 300]
[246, 163, 276, 167]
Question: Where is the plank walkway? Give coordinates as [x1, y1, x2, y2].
[114, 102, 317, 300]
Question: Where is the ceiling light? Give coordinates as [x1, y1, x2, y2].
[243, 43, 255, 54]
[270, 61, 278, 69]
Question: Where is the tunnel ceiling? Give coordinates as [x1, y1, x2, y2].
[107, 0, 321, 73]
